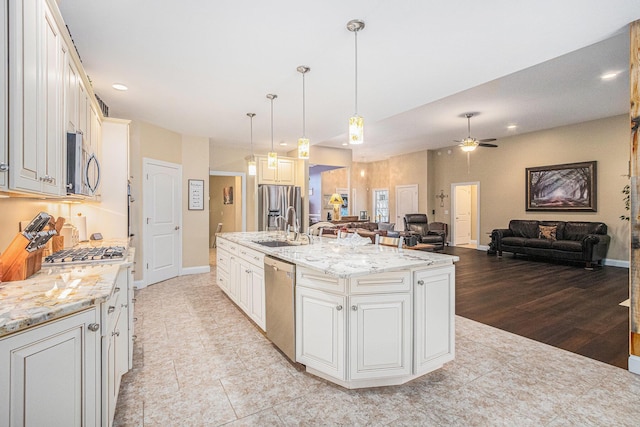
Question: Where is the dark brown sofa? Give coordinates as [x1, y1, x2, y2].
[490, 220, 610, 268]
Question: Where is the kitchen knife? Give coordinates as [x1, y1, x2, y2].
[25, 230, 57, 252]
[22, 212, 52, 238]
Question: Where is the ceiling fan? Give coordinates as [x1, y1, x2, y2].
[455, 113, 498, 152]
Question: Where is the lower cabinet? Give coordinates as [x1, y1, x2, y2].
[216, 238, 266, 331]
[296, 286, 346, 380]
[0, 308, 101, 427]
[414, 265, 455, 374]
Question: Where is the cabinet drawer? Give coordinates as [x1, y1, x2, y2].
[297, 267, 345, 294]
[217, 270, 229, 294]
[217, 249, 230, 273]
[238, 246, 264, 268]
[349, 271, 411, 294]
[216, 238, 237, 255]
[103, 284, 124, 333]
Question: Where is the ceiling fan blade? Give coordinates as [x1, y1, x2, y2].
[478, 138, 496, 142]
[478, 142, 498, 148]
[453, 139, 463, 143]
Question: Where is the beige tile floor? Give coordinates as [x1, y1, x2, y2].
[114, 270, 640, 426]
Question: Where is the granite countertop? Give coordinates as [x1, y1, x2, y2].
[218, 231, 459, 278]
[0, 245, 134, 338]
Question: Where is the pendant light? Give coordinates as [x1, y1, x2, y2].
[266, 93, 278, 169]
[297, 65, 310, 159]
[246, 113, 256, 176]
[347, 19, 365, 145]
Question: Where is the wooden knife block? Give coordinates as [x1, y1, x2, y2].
[0, 233, 45, 282]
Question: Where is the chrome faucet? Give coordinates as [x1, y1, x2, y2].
[285, 206, 300, 241]
[274, 215, 287, 232]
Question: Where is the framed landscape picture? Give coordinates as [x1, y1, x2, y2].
[526, 161, 597, 212]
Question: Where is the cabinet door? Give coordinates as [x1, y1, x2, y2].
[349, 293, 411, 380]
[276, 158, 295, 184]
[0, 0, 7, 190]
[238, 258, 251, 312]
[65, 53, 79, 133]
[296, 286, 346, 380]
[228, 254, 240, 302]
[414, 266, 455, 375]
[248, 267, 265, 331]
[9, 0, 64, 195]
[0, 308, 99, 427]
[257, 157, 278, 184]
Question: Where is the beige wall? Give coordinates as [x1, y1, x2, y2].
[130, 121, 210, 281]
[429, 114, 629, 262]
[181, 135, 210, 269]
[321, 168, 349, 219]
[209, 175, 239, 242]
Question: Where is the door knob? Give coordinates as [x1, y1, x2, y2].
[175, 226, 180, 230]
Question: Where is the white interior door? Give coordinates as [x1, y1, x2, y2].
[395, 184, 418, 229]
[144, 159, 182, 286]
[454, 185, 471, 245]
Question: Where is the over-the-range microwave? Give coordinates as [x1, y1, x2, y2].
[66, 132, 101, 196]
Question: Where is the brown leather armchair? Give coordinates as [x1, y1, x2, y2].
[403, 214, 445, 250]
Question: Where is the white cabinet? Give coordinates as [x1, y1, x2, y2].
[215, 238, 266, 330]
[102, 264, 134, 427]
[0, 0, 7, 190]
[8, 0, 65, 195]
[257, 157, 296, 185]
[296, 286, 346, 380]
[349, 293, 411, 380]
[0, 308, 100, 427]
[414, 266, 455, 375]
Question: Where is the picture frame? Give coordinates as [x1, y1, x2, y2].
[223, 186, 234, 205]
[359, 210, 368, 221]
[188, 179, 205, 210]
[525, 161, 597, 211]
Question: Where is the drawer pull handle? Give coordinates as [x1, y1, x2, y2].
[417, 280, 425, 286]
[301, 273, 337, 284]
[336, 305, 343, 311]
[358, 278, 404, 285]
[108, 306, 115, 313]
[112, 331, 120, 337]
[114, 287, 121, 293]
[351, 305, 358, 311]
[88, 323, 100, 332]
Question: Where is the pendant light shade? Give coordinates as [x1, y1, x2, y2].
[246, 113, 256, 176]
[347, 19, 365, 145]
[266, 94, 278, 169]
[297, 65, 310, 160]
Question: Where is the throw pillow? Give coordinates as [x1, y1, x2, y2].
[538, 225, 557, 240]
[378, 222, 395, 231]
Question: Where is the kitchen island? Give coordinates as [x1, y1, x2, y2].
[0, 247, 134, 427]
[216, 231, 458, 389]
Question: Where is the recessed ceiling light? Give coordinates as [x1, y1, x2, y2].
[507, 124, 517, 130]
[601, 72, 618, 80]
[112, 83, 128, 91]
[279, 141, 287, 146]
[342, 142, 348, 146]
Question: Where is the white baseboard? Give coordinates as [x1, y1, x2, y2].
[181, 265, 211, 275]
[603, 258, 629, 268]
[629, 355, 640, 375]
[134, 279, 146, 290]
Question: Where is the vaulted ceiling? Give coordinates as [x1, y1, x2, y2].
[58, 0, 640, 161]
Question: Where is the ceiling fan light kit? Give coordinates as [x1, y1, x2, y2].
[457, 113, 498, 152]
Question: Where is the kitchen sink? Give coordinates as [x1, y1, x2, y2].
[254, 240, 295, 247]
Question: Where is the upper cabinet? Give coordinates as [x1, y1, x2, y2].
[257, 157, 296, 185]
[0, 1, 7, 190]
[4, 0, 103, 198]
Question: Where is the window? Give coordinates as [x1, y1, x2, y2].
[373, 189, 389, 222]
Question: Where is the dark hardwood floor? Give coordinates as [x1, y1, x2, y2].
[443, 246, 629, 369]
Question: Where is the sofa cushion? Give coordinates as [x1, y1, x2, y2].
[551, 240, 583, 252]
[502, 237, 527, 247]
[538, 225, 557, 240]
[526, 238, 553, 249]
[509, 220, 540, 239]
[564, 222, 607, 240]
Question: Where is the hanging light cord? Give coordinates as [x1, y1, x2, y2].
[250, 115, 254, 155]
[270, 98, 274, 151]
[354, 29, 359, 115]
[302, 72, 307, 137]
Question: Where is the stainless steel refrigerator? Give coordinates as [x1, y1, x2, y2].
[258, 185, 302, 231]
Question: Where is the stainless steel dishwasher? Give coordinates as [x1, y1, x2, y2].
[264, 256, 296, 361]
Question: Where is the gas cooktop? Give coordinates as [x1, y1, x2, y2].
[44, 246, 126, 265]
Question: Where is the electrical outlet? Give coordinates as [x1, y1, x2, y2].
[444, 210, 449, 214]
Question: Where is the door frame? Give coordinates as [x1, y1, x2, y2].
[209, 170, 247, 231]
[450, 181, 480, 247]
[142, 158, 182, 288]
